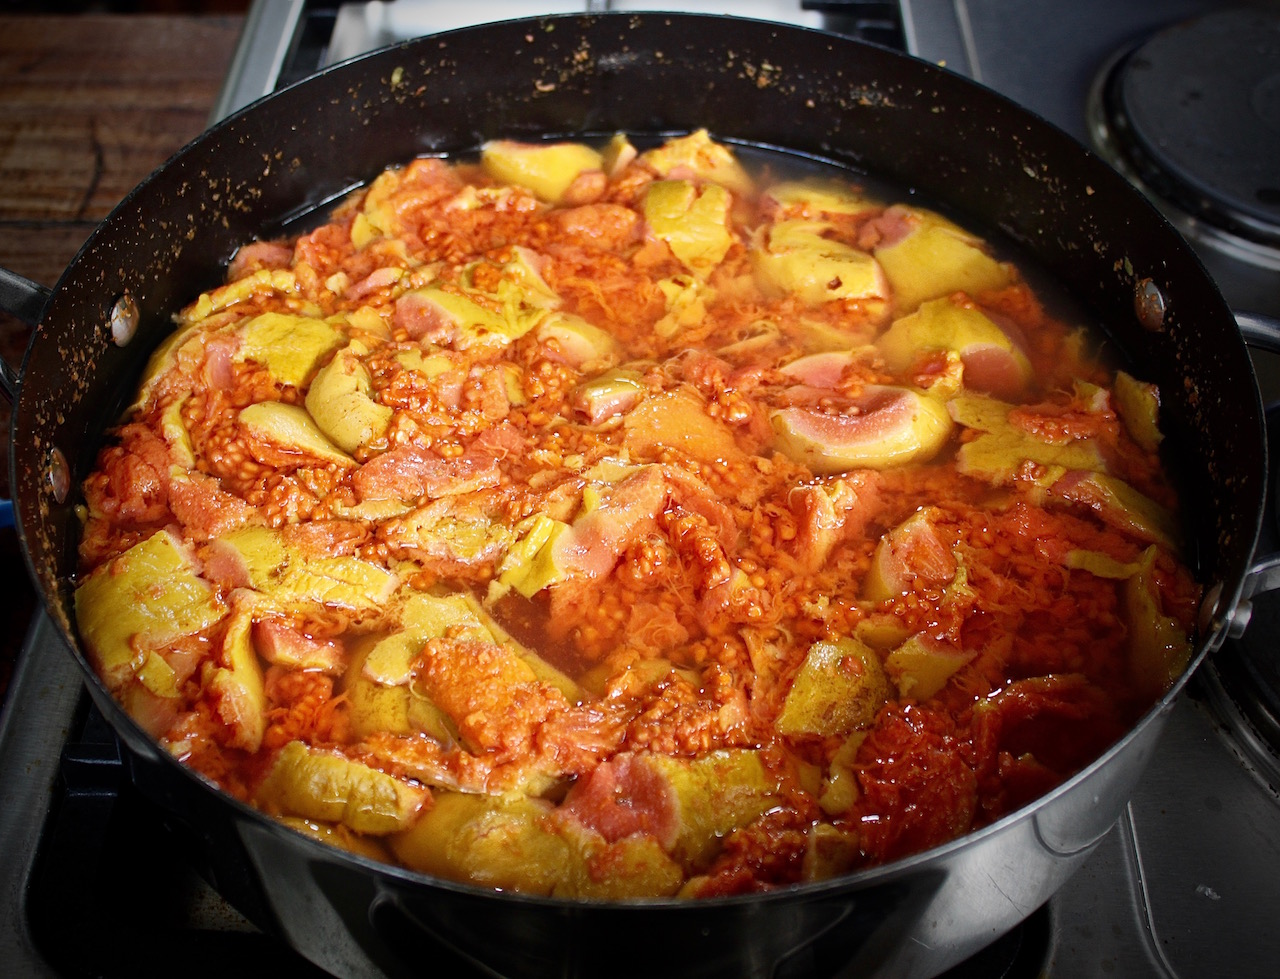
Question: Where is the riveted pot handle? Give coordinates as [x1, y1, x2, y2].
[0, 266, 53, 402]
[1223, 310, 1280, 637]
[1236, 310, 1280, 355]
[0, 267, 52, 527]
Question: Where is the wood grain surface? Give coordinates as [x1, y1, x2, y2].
[0, 13, 243, 488]
[0, 12, 243, 698]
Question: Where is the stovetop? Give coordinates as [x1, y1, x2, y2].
[3, 2, 1279, 977]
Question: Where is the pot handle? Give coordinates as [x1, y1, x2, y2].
[0, 267, 52, 528]
[1225, 310, 1280, 637]
[0, 266, 53, 401]
[1236, 310, 1280, 357]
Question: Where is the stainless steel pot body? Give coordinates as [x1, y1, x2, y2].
[109, 664, 1169, 978]
[1, 14, 1264, 978]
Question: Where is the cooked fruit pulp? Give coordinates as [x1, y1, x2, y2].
[73, 130, 1198, 898]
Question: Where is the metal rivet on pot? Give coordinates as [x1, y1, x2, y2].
[1198, 581, 1225, 636]
[109, 292, 140, 347]
[1134, 278, 1167, 332]
[45, 447, 70, 505]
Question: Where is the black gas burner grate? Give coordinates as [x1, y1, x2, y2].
[801, 1, 905, 48]
[25, 702, 331, 979]
[278, 3, 343, 89]
[267, 0, 907, 97]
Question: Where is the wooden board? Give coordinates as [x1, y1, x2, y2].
[0, 13, 243, 496]
[0, 13, 242, 697]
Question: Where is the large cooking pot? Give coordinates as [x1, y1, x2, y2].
[0, 13, 1273, 978]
